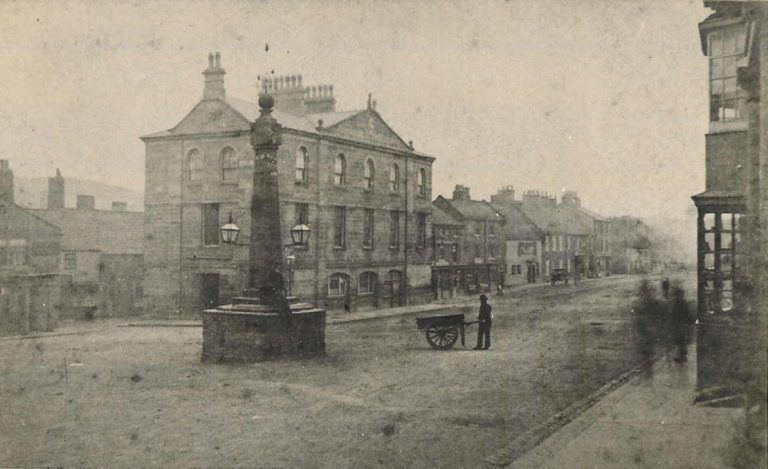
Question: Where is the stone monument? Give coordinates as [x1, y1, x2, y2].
[201, 92, 326, 363]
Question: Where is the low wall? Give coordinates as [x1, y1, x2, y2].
[202, 307, 325, 363]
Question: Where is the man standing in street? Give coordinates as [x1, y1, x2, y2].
[671, 288, 690, 362]
[474, 294, 492, 350]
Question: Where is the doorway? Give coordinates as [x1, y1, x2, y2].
[200, 273, 220, 310]
[388, 270, 403, 307]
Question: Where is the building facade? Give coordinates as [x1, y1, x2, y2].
[431, 204, 463, 299]
[0, 163, 64, 335]
[32, 169, 144, 319]
[432, 185, 505, 296]
[489, 185, 544, 286]
[142, 54, 434, 317]
[692, 0, 767, 426]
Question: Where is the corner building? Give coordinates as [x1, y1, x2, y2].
[142, 54, 434, 317]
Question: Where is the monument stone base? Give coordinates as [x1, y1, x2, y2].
[202, 297, 325, 363]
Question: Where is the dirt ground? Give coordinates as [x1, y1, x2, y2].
[0, 276, 673, 468]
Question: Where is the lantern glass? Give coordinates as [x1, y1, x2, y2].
[220, 222, 240, 244]
[290, 223, 311, 246]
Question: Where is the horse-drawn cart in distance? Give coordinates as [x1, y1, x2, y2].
[415, 312, 477, 350]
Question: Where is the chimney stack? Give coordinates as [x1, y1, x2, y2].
[202, 52, 226, 100]
[76, 194, 95, 210]
[48, 168, 65, 209]
[304, 83, 336, 114]
[561, 190, 581, 208]
[452, 185, 471, 202]
[0, 159, 14, 204]
[490, 185, 515, 205]
[262, 74, 307, 115]
[111, 201, 127, 211]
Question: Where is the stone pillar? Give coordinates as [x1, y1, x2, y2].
[201, 92, 325, 364]
[248, 93, 286, 303]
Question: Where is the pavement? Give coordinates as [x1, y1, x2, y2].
[504, 340, 745, 469]
[0, 275, 639, 340]
[328, 274, 634, 324]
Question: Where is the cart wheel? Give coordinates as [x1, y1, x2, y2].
[425, 325, 459, 350]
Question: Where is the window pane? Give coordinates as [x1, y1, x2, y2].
[363, 209, 374, 247]
[704, 232, 715, 252]
[710, 79, 723, 96]
[721, 213, 733, 230]
[390, 211, 399, 247]
[710, 58, 723, 79]
[334, 207, 346, 247]
[724, 56, 736, 77]
[720, 233, 733, 250]
[296, 203, 308, 225]
[724, 30, 736, 54]
[723, 77, 737, 93]
[703, 213, 716, 231]
[295, 147, 308, 183]
[202, 203, 220, 245]
[710, 32, 722, 56]
[189, 150, 203, 181]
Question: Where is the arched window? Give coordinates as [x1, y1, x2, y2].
[295, 146, 308, 183]
[358, 271, 377, 294]
[417, 168, 427, 196]
[328, 273, 350, 297]
[334, 154, 346, 186]
[188, 149, 203, 182]
[220, 147, 237, 181]
[389, 163, 400, 191]
[363, 158, 374, 190]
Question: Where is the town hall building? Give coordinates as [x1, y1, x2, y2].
[141, 53, 435, 317]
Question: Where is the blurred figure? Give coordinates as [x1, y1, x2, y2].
[661, 277, 671, 300]
[671, 288, 690, 363]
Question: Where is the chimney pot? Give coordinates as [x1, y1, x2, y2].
[203, 52, 226, 100]
[0, 159, 13, 204]
[76, 194, 95, 210]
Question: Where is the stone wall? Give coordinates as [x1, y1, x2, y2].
[201, 307, 325, 363]
[0, 274, 62, 336]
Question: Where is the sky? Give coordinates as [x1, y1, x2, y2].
[0, 0, 710, 223]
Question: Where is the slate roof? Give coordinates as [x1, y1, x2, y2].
[431, 203, 462, 226]
[490, 202, 543, 240]
[142, 96, 434, 159]
[31, 208, 143, 255]
[447, 199, 503, 222]
[519, 203, 593, 236]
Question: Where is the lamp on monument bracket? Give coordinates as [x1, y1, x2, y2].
[220, 211, 311, 248]
[290, 223, 311, 246]
[220, 212, 241, 244]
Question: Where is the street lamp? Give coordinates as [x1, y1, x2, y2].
[220, 212, 240, 244]
[290, 223, 311, 246]
[220, 212, 311, 248]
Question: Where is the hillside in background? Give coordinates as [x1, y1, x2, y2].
[14, 176, 144, 212]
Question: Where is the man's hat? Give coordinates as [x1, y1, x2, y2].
[479, 294, 487, 301]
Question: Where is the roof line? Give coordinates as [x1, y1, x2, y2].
[0, 199, 63, 234]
